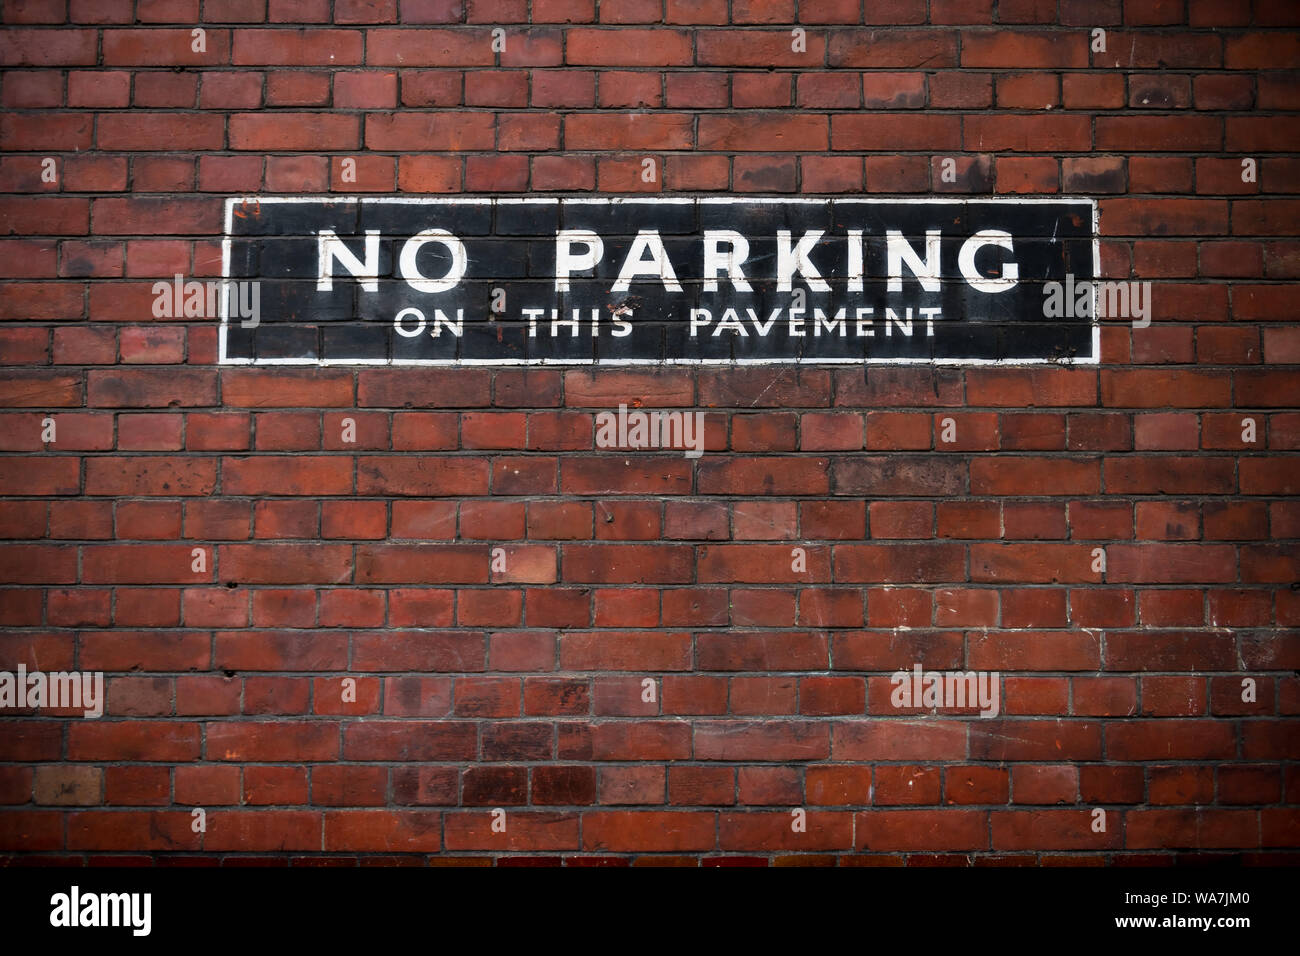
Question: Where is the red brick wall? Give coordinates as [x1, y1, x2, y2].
[1, 0, 1298, 864]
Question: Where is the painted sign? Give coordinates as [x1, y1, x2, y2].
[219, 197, 1098, 365]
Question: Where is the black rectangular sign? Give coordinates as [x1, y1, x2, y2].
[219, 197, 1098, 366]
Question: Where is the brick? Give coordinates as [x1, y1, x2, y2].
[567, 29, 691, 66]
[0, 7, 1293, 866]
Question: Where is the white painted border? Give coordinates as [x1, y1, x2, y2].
[219, 196, 1101, 367]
